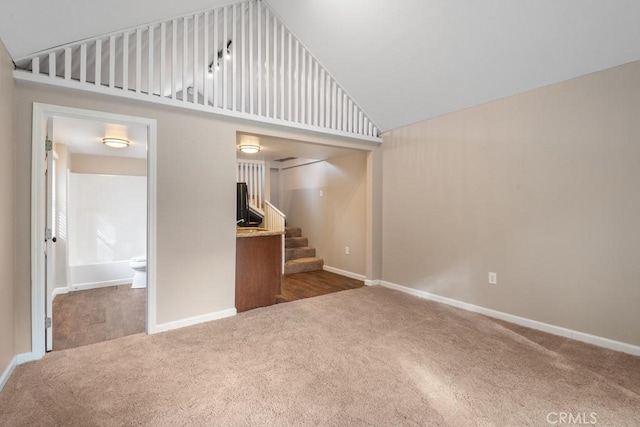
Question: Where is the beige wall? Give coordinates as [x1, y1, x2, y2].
[382, 61, 640, 346]
[70, 153, 147, 176]
[13, 81, 373, 353]
[0, 40, 16, 378]
[280, 152, 368, 276]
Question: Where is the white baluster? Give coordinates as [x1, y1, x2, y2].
[213, 9, 219, 108]
[160, 23, 166, 98]
[172, 21, 177, 100]
[241, 2, 247, 113]
[182, 17, 188, 103]
[280, 23, 285, 120]
[123, 33, 129, 91]
[248, 1, 254, 114]
[300, 48, 305, 124]
[109, 36, 115, 88]
[232, 3, 238, 111]
[64, 48, 71, 81]
[293, 39, 302, 123]
[257, 1, 262, 116]
[265, 7, 270, 118]
[203, 13, 209, 106]
[148, 26, 154, 95]
[136, 29, 142, 93]
[80, 44, 87, 83]
[223, 6, 228, 109]
[192, 14, 198, 104]
[95, 39, 102, 86]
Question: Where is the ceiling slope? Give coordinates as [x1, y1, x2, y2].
[3, 0, 640, 132]
[266, 0, 640, 131]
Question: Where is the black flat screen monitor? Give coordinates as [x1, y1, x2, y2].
[236, 182, 249, 226]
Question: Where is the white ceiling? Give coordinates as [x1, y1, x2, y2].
[3, 0, 640, 132]
[53, 117, 357, 163]
[53, 116, 148, 159]
[237, 133, 364, 164]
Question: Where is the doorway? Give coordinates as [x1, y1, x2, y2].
[31, 103, 157, 358]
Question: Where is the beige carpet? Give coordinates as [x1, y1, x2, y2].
[1, 286, 639, 426]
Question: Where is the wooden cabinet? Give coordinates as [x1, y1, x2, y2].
[235, 234, 282, 312]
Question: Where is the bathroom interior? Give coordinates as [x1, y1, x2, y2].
[50, 115, 148, 351]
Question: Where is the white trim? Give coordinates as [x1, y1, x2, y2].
[0, 356, 18, 392]
[52, 287, 70, 298]
[146, 117, 158, 334]
[15, 73, 382, 144]
[154, 308, 237, 333]
[15, 352, 38, 365]
[378, 280, 640, 356]
[68, 279, 132, 292]
[323, 265, 365, 281]
[364, 279, 380, 287]
[31, 103, 158, 357]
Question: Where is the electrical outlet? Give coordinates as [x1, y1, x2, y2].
[319, 190, 323, 197]
[488, 272, 497, 285]
[345, 246, 350, 255]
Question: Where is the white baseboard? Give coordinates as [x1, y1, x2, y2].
[52, 287, 70, 299]
[69, 278, 132, 292]
[364, 279, 380, 287]
[0, 351, 39, 392]
[16, 352, 39, 364]
[0, 355, 17, 392]
[154, 308, 237, 334]
[323, 265, 366, 281]
[378, 280, 640, 356]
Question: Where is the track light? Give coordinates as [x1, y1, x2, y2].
[208, 40, 232, 75]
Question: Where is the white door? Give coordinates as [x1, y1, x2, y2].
[45, 118, 56, 351]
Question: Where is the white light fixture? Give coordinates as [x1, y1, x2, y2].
[102, 137, 130, 148]
[239, 144, 260, 154]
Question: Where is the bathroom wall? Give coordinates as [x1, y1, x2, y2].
[70, 153, 146, 176]
[52, 143, 70, 296]
[67, 172, 147, 289]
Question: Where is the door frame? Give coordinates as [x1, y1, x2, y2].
[31, 102, 158, 359]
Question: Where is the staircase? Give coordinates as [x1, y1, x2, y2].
[284, 226, 324, 274]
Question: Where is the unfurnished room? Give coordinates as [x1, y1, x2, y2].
[0, 1, 639, 425]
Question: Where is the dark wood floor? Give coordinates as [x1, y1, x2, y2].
[52, 270, 361, 350]
[278, 269, 364, 303]
[52, 285, 146, 351]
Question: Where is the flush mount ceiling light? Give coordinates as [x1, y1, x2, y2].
[239, 144, 260, 154]
[102, 137, 130, 148]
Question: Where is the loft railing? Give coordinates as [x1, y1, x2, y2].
[264, 200, 286, 271]
[237, 159, 265, 209]
[13, 0, 380, 142]
[263, 200, 285, 232]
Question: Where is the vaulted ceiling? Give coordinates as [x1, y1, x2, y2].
[2, 0, 640, 132]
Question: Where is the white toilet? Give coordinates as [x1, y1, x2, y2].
[129, 256, 147, 289]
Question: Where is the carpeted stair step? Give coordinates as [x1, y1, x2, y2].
[285, 246, 316, 262]
[285, 236, 308, 248]
[285, 226, 302, 238]
[284, 257, 324, 274]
